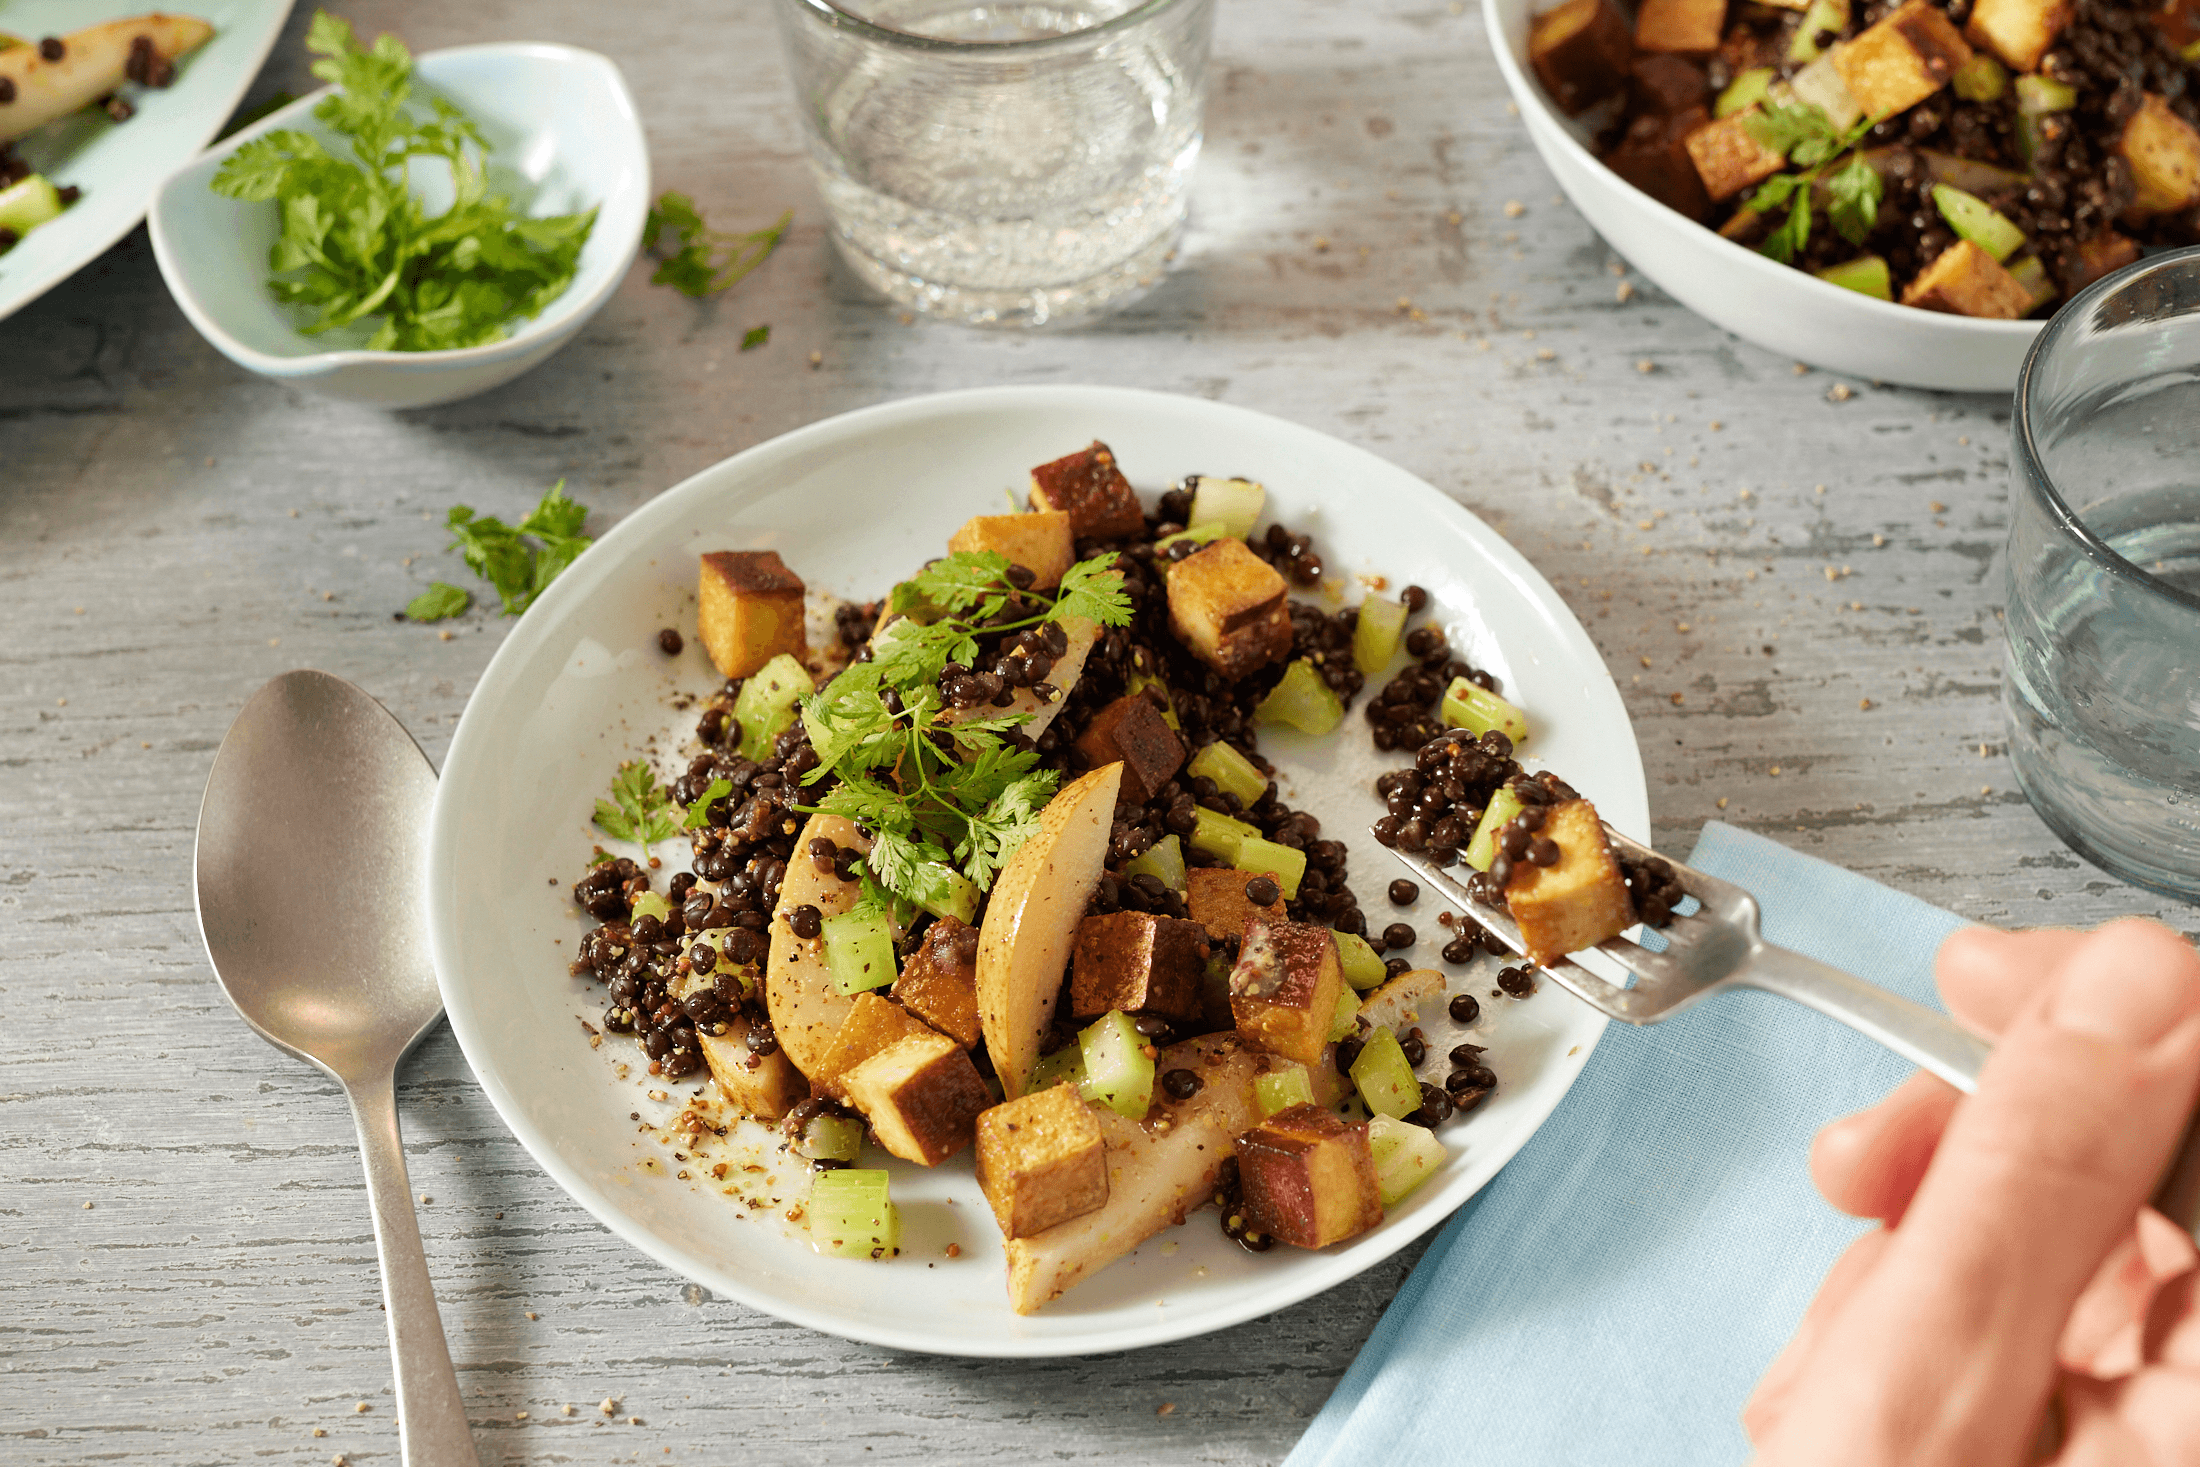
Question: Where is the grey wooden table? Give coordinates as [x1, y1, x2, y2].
[4, 1, 2191, 1463]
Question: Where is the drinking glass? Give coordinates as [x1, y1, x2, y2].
[2004, 245, 2200, 901]
[770, 0, 1214, 327]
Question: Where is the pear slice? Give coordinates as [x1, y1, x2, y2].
[938, 615, 1097, 742]
[1, 15, 216, 145]
[978, 761, 1122, 1098]
[765, 812, 868, 1082]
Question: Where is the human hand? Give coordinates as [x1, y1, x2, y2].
[1745, 919, 2200, 1466]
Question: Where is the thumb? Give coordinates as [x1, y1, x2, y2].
[1844, 919, 2200, 1452]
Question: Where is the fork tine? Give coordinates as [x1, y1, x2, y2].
[1598, 822, 1750, 909]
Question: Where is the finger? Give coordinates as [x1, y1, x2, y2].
[1810, 1071, 1961, 1222]
[1935, 924, 2090, 1035]
[2143, 1265, 2200, 1370]
[2057, 1209, 2198, 1379]
[1742, 1228, 1895, 1443]
[1755, 920, 2200, 1464]
[2060, 1367, 2200, 1467]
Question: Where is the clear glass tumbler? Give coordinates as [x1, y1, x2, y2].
[770, 0, 1214, 327]
[2004, 245, 2200, 902]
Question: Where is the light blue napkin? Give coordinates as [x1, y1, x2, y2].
[1286, 821, 1969, 1467]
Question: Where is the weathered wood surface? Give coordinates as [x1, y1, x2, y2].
[3, 0, 2191, 1463]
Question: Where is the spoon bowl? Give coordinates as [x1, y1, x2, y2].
[195, 669, 481, 1467]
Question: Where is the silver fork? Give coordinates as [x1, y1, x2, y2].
[1382, 822, 1992, 1091]
[1386, 823, 2200, 1243]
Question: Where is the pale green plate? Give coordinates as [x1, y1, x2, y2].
[0, 0, 293, 325]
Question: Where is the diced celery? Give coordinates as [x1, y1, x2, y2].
[1349, 1026, 1420, 1121]
[735, 653, 814, 762]
[2015, 74, 2077, 113]
[1367, 1115, 1447, 1206]
[1187, 740, 1268, 807]
[1154, 522, 1233, 552]
[1815, 254, 1894, 300]
[808, 1169, 900, 1259]
[1327, 983, 1361, 1043]
[2006, 254, 2056, 312]
[628, 890, 671, 925]
[1188, 476, 1266, 538]
[1256, 1065, 1314, 1116]
[0, 175, 65, 238]
[1028, 1043, 1086, 1093]
[1951, 52, 2007, 102]
[1931, 184, 2025, 262]
[1123, 832, 1188, 893]
[1441, 677, 1529, 746]
[822, 906, 898, 994]
[1254, 659, 1345, 735]
[1464, 787, 1525, 872]
[1785, 0, 1847, 63]
[1715, 67, 1773, 119]
[797, 1114, 865, 1163]
[1335, 930, 1387, 991]
[1078, 1010, 1154, 1119]
[1352, 595, 1408, 675]
[915, 866, 981, 926]
[1189, 806, 1258, 862]
[1234, 835, 1307, 901]
[2184, 35, 2200, 61]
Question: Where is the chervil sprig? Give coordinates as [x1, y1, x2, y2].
[593, 760, 681, 859]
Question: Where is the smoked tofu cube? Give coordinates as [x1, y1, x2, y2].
[1963, 0, 2071, 71]
[841, 1031, 992, 1166]
[1684, 111, 1788, 202]
[1228, 919, 1345, 1066]
[2119, 94, 2200, 219]
[948, 510, 1075, 590]
[975, 1083, 1110, 1239]
[893, 917, 982, 1049]
[1166, 538, 1293, 680]
[2065, 230, 2142, 293]
[814, 991, 938, 1100]
[1900, 238, 2033, 319]
[1072, 693, 1186, 804]
[1069, 912, 1211, 1024]
[1636, 0, 1727, 54]
[1607, 106, 1713, 219]
[1028, 441, 1146, 541]
[1501, 799, 1637, 967]
[1186, 866, 1287, 942]
[1832, 0, 1973, 117]
[1630, 53, 1710, 114]
[1234, 1103, 1383, 1250]
[1528, 0, 1635, 114]
[697, 550, 806, 679]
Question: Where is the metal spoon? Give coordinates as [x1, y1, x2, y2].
[193, 669, 481, 1467]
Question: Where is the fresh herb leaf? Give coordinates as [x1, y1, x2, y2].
[586, 849, 616, 868]
[405, 581, 470, 620]
[209, 11, 596, 352]
[593, 760, 680, 858]
[1053, 555, 1136, 629]
[682, 777, 734, 831]
[1759, 185, 1813, 264]
[1745, 99, 1849, 167]
[644, 191, 791, 298]
[741, 324, 770, 351]
[1827, 152, 1884, 246]
[442, 480, 593, 615]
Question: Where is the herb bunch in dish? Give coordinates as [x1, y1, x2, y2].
[211, 11, 596, 351]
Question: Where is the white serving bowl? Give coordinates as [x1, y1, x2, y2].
[149, 42, 648, 410]
[1484, 0, 2039, 392]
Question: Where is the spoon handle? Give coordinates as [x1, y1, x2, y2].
[347, 1075, 483, 1467]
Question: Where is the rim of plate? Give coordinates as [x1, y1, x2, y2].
[426, 384, 1648, 1357]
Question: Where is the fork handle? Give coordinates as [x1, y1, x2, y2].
[1740, 942, 1990, 1094]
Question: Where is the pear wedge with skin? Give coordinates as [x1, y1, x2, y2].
[978, 761, 1122, 1098]
[765, 812, 868, 1082]
[1, 15, 215, 145]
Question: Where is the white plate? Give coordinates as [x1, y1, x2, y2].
[427, 385, 1651, 1358]
[0, 0, 294, 325]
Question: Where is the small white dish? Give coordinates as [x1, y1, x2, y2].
[148, 42, 648, 410]
[425, 384, 1652, 1358]
[0, 0, 295, 326]
[1484, 0, 2039, 393]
